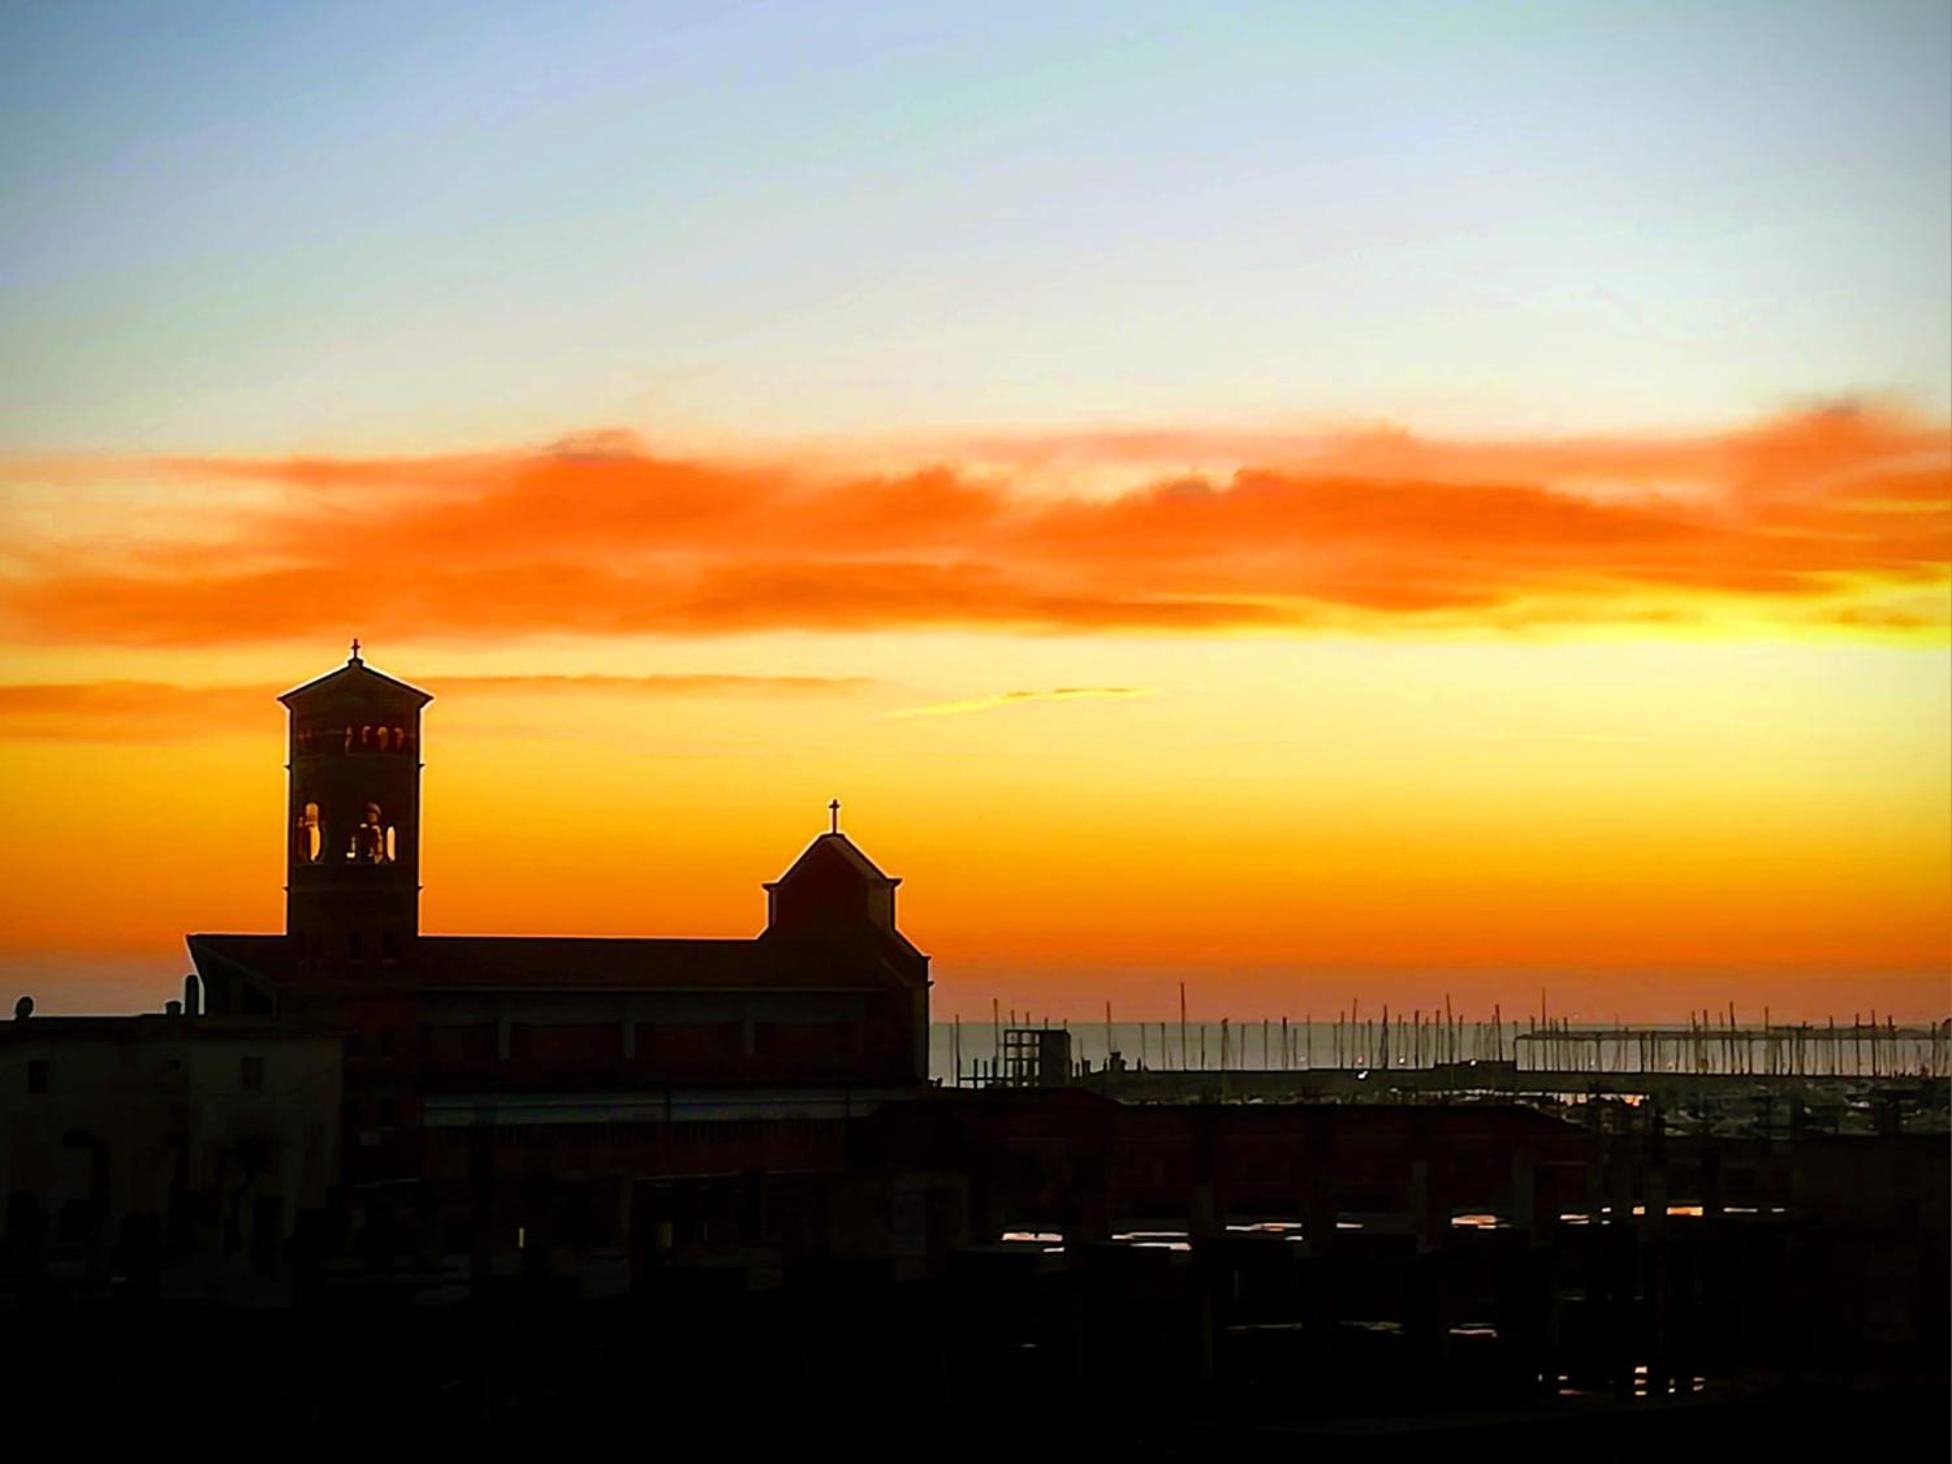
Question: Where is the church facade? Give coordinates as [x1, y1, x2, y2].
[188, 648, 932, 1112]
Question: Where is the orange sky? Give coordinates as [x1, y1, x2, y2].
[1, 406, 1947, 1022]
[6, 5, 1949, 1027]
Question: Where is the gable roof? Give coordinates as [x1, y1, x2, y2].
[278, 653, 433, 709]
[764, 832, 899, 890]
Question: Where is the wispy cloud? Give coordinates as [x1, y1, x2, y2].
[1465, 730, 1675, 746]
[0, 674, 872, 741]
[891, 687, 1162, 719]
[434, 673, 873, 697]
[2, 405, 1944, 645]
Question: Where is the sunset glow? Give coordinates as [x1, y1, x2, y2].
[2, 2, 1946, 1021]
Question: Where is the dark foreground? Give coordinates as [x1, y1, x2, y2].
[11, 1265, 1946, 1458]
[7, 1089, 1946, 1455]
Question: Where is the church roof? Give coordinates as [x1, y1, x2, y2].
[764, 831, 899, 890]
[278, 648, 433, 709]
[188, 932, 896, 992]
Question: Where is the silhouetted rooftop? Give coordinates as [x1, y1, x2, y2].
[188, 932, 906, 991]
[278, 650, 433, 709]
[0, 1012, 328, 1043]
[767, 831, 900, 889]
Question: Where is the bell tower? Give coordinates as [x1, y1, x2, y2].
[280, 641, 433, 966]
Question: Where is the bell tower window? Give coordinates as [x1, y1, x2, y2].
[346, 802, 394, 864]
[295, 803, 322, 863]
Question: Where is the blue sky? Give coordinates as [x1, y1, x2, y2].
[2, 0, 1948, 451]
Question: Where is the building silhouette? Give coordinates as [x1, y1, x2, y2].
[189, 645, 931, 1095]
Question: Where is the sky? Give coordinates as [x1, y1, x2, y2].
[1, 2, 1948, 1022]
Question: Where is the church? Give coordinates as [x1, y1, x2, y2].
[187, 646, 932, 1102]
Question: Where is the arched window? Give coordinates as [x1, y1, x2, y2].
[347, 802, 392, 863]
[296, 803, 322, 863]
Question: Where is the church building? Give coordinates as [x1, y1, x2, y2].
[188, 647, 932, 1105]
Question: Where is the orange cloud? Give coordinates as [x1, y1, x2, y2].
[3, 406, 1945, 645]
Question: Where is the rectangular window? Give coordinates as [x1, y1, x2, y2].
[654, 1022, 743, 1073]
[241, 1056, 265, 1092]
[756, 1022, 855, 1070]
[528, 1023, 615, 1062]
[423, 1023, 498, 1063]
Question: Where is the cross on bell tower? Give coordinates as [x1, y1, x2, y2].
[829, 799, 841, 834]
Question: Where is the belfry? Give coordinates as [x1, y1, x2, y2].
[279, 641, 432, 965]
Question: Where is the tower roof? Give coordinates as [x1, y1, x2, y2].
[763, 831, 899, 891]
[278, 645, 433, 709]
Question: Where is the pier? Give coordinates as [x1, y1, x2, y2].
[945, 1014, 1952, 1089]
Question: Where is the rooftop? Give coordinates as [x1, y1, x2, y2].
[189, 931, 912, 992]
